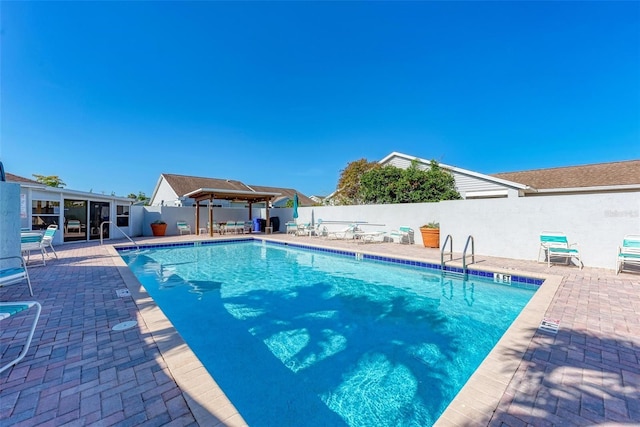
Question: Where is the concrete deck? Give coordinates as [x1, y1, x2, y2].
[1, 233, 639, 426]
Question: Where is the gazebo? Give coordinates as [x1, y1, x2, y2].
[183, 188, 282, 236]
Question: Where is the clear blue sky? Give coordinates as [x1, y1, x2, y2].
[2, 1, 639, 198]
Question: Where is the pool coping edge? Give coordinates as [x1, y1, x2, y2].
[107, 245, 248, 427]
[109, 238, 562, 426]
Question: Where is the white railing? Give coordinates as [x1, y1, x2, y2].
[100, 221, 138, 250]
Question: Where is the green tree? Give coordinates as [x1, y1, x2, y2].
[127, 191, 150, 204]
[334, 158, 380, 205]
[359, 159, 461, 204]
[32, 174, 66, 188]
[358, 165, 403, 204]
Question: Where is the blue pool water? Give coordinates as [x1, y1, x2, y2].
[120, 241, 538, 426]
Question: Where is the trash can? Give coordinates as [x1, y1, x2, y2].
[253, 218, 261, 233]
[270, 217, 280, 232]
[255, 218, 266, 232]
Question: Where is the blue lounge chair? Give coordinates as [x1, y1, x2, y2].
[617, 235, 640, 275]
[224, 221, 239, 234]
[66, 219, 81, 233]
[389, 226, 414, 244]
[0, 301, 41, 374]
[41, 225, 58, 259]
[0, 256, 33, 296]
[21, 232, 46, 266]
[538, 231, 583, 269]
[21, 225, 58, 266]
[208, 221, 223, 235]
[285, 222, 298, 236]
[177, 221, 192, 235]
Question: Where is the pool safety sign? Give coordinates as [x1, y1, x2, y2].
[539, 317, 560, 334]
[493, 273, 512, 284]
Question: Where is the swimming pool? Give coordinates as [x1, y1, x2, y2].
[120, 240, 540, 426]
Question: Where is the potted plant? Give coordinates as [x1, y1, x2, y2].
[150, 220, 167, 237]
[419, 222, 440, 248]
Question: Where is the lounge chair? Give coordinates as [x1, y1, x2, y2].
[67, 219, 81, 234]
[296, 223, 311, 236]
[0, 301, 42, 374]
[309, 220, 327, 238]
[177, 221, 192, 235]
[235, 221, 246, 234]
[208, 221, 223, 234]
[326, 224, 357, 240]
[21, 232, 47, 266]
[225, 221, 240, 234]
[41, 225, 58, 259]
[616, 234, 640, 275]
[538, 231, 583, 269]
[0, 256, 34, 296]
[285, 222, 298, 236]
[358, 231, 387, 243]
[389, 226, 414, 244]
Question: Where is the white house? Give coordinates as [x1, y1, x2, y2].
[379, 152, 640, 199]
[379, 152, 531, 199]
[8, 173, 134, 245]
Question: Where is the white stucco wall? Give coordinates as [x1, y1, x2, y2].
[137, 206, 295, 236]
[297, 192, 639, 270]
[131, 193, 639, 270]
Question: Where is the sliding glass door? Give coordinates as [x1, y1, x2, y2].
[90, 202, 110, 240]
[63, 199, 87, 242]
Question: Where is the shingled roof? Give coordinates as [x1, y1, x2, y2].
[159, 173, 314, 205]
[161, 174, 253, 196]
[491, 160, 640, 190]
[248, 185, 315, 206]
[5, 173, 43, 185]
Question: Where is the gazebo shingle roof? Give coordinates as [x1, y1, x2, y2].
[248, 185, 315, 206]
[161, 173, 314, 205]
[162, 174, 253, 196]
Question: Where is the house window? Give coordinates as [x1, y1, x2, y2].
[116, 205, 130, 227]
[31, 200, 60, 230]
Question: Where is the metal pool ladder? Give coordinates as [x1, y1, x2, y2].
[100, 221, 139, 250]
[441, 234, 475, 278]
[440, 234, 453, 268]
[462, 235, 475, 275]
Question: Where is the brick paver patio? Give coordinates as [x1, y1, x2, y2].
[1, 234, 639, 426]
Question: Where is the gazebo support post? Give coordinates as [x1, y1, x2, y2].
[265, 198, 271, 232]
[195, 201, 200, 235]
[209, 196, 214, 237]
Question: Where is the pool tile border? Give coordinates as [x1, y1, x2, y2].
[116, 237, 545, 287]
